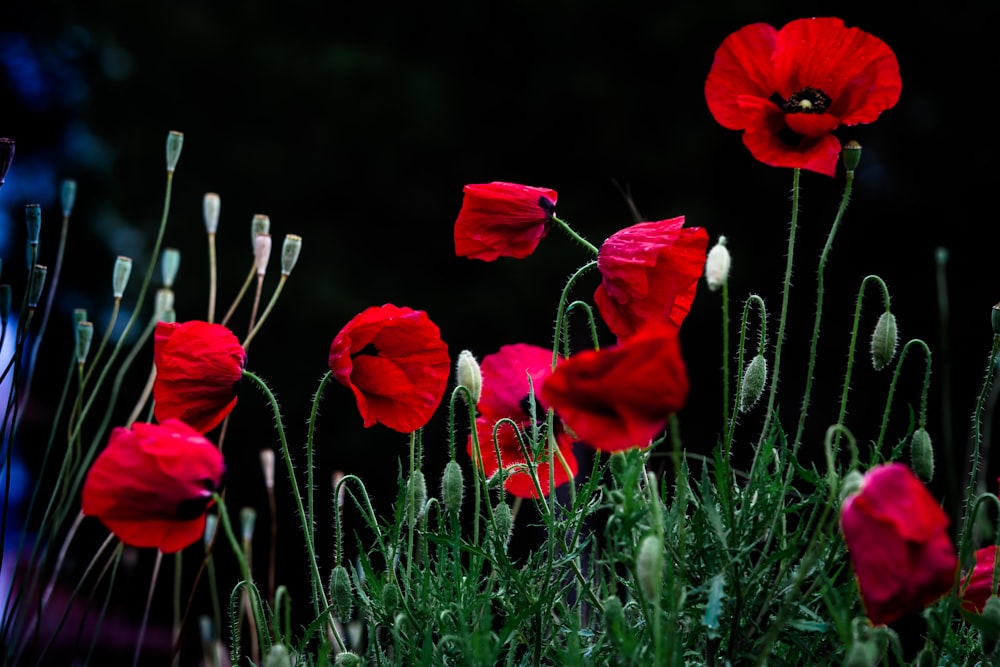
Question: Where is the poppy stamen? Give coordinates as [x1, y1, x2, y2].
[784, 87, 831, 114]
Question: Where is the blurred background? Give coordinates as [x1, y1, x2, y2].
[0, 0, 993, 662]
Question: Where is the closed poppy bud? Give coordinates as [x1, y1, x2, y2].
[456, 349, 482, 404]
[704, 235, 731, 292]
[81, 419, 225, 553]
[263, 644, 292, 667]
[453, 181, 557, 261]
[441, 459, 464, 515]
[203, 192, 221, 234]
[840, 463, 957, 626]
[161, 248, 180, 288]
[25, 204, 41, 246]
[330, 565, 353, 621]
[166, 130, 184, 172]
[113, 256, 132, 299]
[381, 580, 400, 616]
[333, 652, 361, 667]
[75, 320, 94, 365]
[843, 140, 863, 173]
[839, 470, 865, 505]
[27, 265, 47, 308]
[910, 428, 934, 482]
[982, 595, 1000, 657]
[870, 311, 898, 371]
[636, 534, 663, 602]
[489, 501, 513, 554]
[153, 321, 247, 433]
[0, 137, 14, 187]
[992, 303, 1000, 336]
[406, 470, 427, 528]
[843, 637, 879, 667]
[739, 354, 767, 412]
[280, 234, 302, 276]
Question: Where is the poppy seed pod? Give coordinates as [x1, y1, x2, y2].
[203, 192, 220, 234]
[280, 234, 302, 276]
[843, 140, 863, 173]
[113, 256, 132, 299]
[329, 565, 354, 621]
[254, 233, 272, 276]
[251, 214, 270, 251]
[992, 303, 1000, 336]
[27, 265, 47, 308]
[870, 311, 898, 371]
[155, 288, 175, 317]
[259, 449, 275, 491]
[910, 428, 934, 482]
[239, 507, 257, 543]
[739, 354, 768, 412]
[161, 248, 180, 288]
[441, 459, 464, 515]
[456, 349, 482, 404]
[61, 179, 77, 217]
[75, 320, 94, 365]
[704, 236, 731, 292]
[25, 204, 41, 246]
[165, 130, 184, 172]
[636, 534, 663, 602]
[203, 514, 218, 549]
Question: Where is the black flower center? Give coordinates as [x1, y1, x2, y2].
[783, 87, 831, 114]
[352, 343, 381, 358]
[537, 196, 556, 218]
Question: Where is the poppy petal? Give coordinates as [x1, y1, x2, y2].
[454, 182, 557, 261]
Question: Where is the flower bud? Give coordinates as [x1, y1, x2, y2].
[25, 204, 41, 246]
[61, 179, 77, 217]
[406, 470, 427, 528]
[993, 303, 1000, 336]
[381, 580, 400, 616]
[280, 234, 302, 276]
[161, 247, 180, 288]
[489, 501, 513, 554]
[0, 137, 14, 187]
[239, 507, 256, 543]
[203, 192, 221, 234]
[870, 311, 898, 371]
[155, 288, 175, 317]
[165, 130, 184, 173]
[910, 428, 934, 482]
[330, 565, 354, 621]
[334, 652, 361, 667]
[260, 449, 275, 491]
[254, 233, 272, 276]
[0, 286, 11, 324]
[456, 350, 482, 404]
[263, 644, 292, 667]
[982, 595, 1000, 657]
[27, 265, 47, 308]
[603, 594, 624, 630]
[842, 140, 862, 173]
[636, 534, 663, 602]
[251, 214, 270, 252]
[739, 354, 767, 412]
[704, 235, 731, 292]
[843, 638, 880, 667]
[113, 256, 132, 299]
[839, 470, 865, 505]
[75, 320, 94, 365]
[441, 459, 464, 515]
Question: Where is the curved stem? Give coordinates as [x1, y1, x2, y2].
[551, 215, 599, 255]
[874, 338, 932, 456]
[551, 260, 598, 371]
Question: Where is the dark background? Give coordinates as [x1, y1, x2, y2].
[1, 0, 995, 663]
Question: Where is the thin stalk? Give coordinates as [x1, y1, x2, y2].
[207, 231, 218, 323]
[221, 263, 256, 328]
[551, 215, 599, 255]
[243, 274, 287, 350]
[133, 550, 164, 667]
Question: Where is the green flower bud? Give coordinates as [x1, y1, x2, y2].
[441, 459, 464, 515]
[843, 638, 880, 667]
[75, 320, 94, 365]
[27, 265, 47, 308]
[165, 130, 184, 173]
[839, 470, 865, 505]
[870, 311, 898, 371]
[842, 140, 862, 173]
[333, 653, 361, 667]
[982, 595, 1000, 657]
[739, 354, 767, 412]
[61, 179, 77, 218]
[161, 247, 180, 288]
[489, 501, 513, 554]
[203, 192, 220, 234]
[406, 470, 427, 528]
[993, 303, 1000, 336]
[251, 214, 270, 252]
[155, 288, 175, 318]
[603, 594, 624, 631]
[330, 565, 354, 622]
[456, 349, 482, 404]
[910, 428, 934, 482]
[381, 580, 400, 616]
[280, 234, 302, 276]
[262, 644, 292, 667]
[113, 256, 132, 299]
[25, 204, 41, 246]
[704, 235, 731, 292]
[636, 534, 663, 602]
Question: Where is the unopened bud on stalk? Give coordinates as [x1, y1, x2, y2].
[239, 507, 257, 543]
[330, 565, 354, 621]
[280, 234, 302, 276]
[260, 449, 275, 491]
[27, 265, 47, 308]
[982, 596, 1000, 657]
[262, 644, 292, 667]
[842, 140, 863, 173]
[870, 311, 898, 371]
[441, 460, 464, 515]
[993, 303, 1000, 336]
[334, 652, 362, 667]
[704, 236, 731, 292]
[203, 514, 218, 548]
[332, 470, 346, 510]
[739, 354, 767, 412]
[0, 286, 11, 325]
[75, 320, 94, 365]
[490, 501, 513, 554]
[839, 470, 865, 505]
[910, 428, 934, 482]
[25, 204, 41, 246]
[406, 470, 427, 528]
[113, 256, 132, 299]
[73, 307, 87, 324]
[381, 580, 400, 616]
[161, 308, 176, 324]
[636, 534, 663, 602]
[0, 137, 14, 187]
[251, 214, 270, 251]
[61, 179, 77, 217]
[203, 192, 220, 234]
[456, 350, 482, 404]
[155, 288, 175, 317]
[254, 233, 272, 276]
[843, 638, 879, 667]
[161, 248, 180, 288]
[165, 131, 184, 173]
[603, 594, 625, 630]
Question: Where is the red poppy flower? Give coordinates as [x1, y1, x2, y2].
[540, 322, 689, 452]
[329, 304, 450, 433]
[454, 181, 557, 261]
[594, 217, 708, 341]
[705, 17, 901, 177]
[153, 321, 247, 433]
[959, 546, 1000, 614]
[466, 343, 577, 498]
[839, 463, 957, 626]
[81, 419, 225, 553]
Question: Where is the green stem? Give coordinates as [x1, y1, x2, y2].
[874, 339, 932, 457]
[961, 335, 1000, 539]
[551, 215, 599, 255]
[551, 260, 598, 371]
[720, 279, 730, 439]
